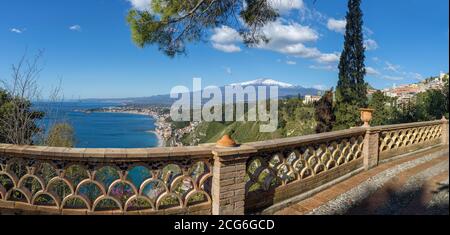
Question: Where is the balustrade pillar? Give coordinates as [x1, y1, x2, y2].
[211, 136, 256, 215]
[360, 108, 379, 170]
[441, 116, 449, 145]
[363, 128, 380, 170]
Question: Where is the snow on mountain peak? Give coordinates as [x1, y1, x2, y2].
[230, 79, 295, 88]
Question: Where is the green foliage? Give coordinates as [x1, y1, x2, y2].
[181, 97, 316, 145]
[368, 91, 396, 126]
[45, 122, 75, 147]
[394, 101, 416, 124]
[171, 121, 191, 129]
[0, 89, 44, 145]
[127, 0, 279, 57]
[334, 0, 368, 130]
[414, 89, 447, 121]
[315, 90, 335, 133]
[279, 98, 316, 137]
[443, 74, 449, 117]
[181, 119, 284, 145]
[373, 86, 448, 125]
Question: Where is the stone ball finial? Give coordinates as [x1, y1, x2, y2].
[216, 135, 237, 148]
[359, 108, 375, 127]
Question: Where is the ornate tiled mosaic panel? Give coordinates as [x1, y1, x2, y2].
[0, 156, 212, 213]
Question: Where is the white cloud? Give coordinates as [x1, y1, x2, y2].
[364, 27, 374, 36]
[364, 39, 378, 50]
[383, 59, 424, 80]
[69, 25, 82, 32]
[366, 67, 381, 76]
[211, 26, 242, 44]
[408, 72, 423, 80]
[210, 26, 242, 53]
[272, 43, 320, 57]
[211, 21, 320, 55]
[286, 60, 297, 65]
[299, 4, 327, 23]
[368, 59, 423, 82]
[262, 20, 319, 44]
[384, 62, 401, 73]
[268, 0, 304, 13]
[327, 18, 346, 33]
[255, 20, 336, 63]
[316, 53, 340, 63]
[127, 0, 152, 11]
[212, 43, 241, 53]
[210, 20, 336, 64]
[10, 28, 24, 34]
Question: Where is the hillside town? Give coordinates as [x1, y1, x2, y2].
[379, 72, 448, 107]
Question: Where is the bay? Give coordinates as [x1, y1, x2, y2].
[35, 101, 160, 148]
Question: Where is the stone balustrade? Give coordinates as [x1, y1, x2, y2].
[0, 118, 448, 215]
[0, 146, 214, 215]
[375, 120, 444, 161]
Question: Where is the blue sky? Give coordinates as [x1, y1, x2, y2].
[0, 0, 448, 99]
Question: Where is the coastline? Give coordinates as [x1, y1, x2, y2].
[146, 130, 165, 147]
[93, 110, 167, 147]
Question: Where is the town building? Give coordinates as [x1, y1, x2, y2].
[304, 95, 322, 104]
[381, 72, 447, 108]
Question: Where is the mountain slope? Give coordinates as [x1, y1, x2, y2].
[179, 98, 317, 146]
[83, 79, 322, 105]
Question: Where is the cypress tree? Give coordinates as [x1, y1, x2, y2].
[334, 0, 368, 130]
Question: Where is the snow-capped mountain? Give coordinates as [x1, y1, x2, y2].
[85, 79, 322, 105]
[230, 79, 295, 88]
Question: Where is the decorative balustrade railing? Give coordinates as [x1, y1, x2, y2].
[0, 146, 213, 215]
[374, 120, 444, 161]
[0, 119, 448, 215]
[244, 128, 367, 212]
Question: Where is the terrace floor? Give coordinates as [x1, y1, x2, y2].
[272, 146, 449, 215]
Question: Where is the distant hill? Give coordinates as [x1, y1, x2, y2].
[179, 98, 317, 146]
[83, 79, 323, 106]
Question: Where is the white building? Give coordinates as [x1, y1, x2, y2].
[304, 95, 322, 104]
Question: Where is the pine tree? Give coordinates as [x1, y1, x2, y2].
[127, 0, 279, 57]
[334, 0, 368, 130]
[315, 90, 336, 133]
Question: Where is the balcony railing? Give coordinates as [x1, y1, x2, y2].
[0, 118, 448, 215]
[0, 146, 213, 215]
[244, 128, 366, 212]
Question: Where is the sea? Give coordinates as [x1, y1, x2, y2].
[34, 101, 160, 148]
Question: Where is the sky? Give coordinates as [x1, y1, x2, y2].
[0, 0, 448, 99]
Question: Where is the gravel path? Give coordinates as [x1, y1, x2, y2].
[375, 160, 448, 215]
[426, 178, 449, 215]
[308, 153, 447, 215]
